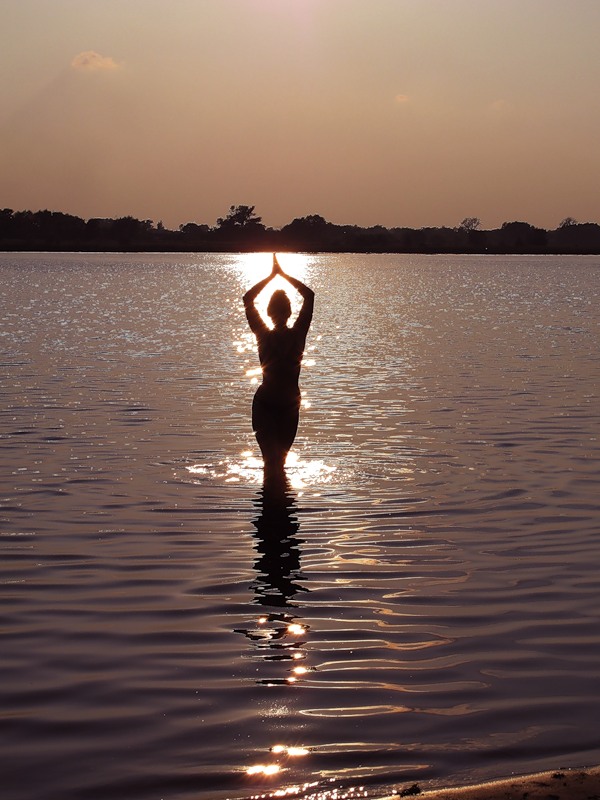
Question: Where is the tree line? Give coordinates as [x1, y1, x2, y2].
[2, 205, 600, 254]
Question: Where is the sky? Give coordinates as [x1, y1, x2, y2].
[1, 0, 599, 230]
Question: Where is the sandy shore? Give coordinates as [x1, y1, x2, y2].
[383, 767, 600, 800]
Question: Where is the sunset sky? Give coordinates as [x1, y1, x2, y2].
[1, 0, 599, 230]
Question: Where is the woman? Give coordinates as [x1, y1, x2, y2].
[243, 254, 314, 477]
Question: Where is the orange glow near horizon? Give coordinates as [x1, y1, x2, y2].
[2, 3, 599, 229]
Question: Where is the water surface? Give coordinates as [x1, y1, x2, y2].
[1, 252, 599, 800]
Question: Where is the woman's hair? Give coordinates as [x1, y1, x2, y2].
[267, 289, 291, 320]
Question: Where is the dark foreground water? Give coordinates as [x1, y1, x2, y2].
[1, 252, 599, 800]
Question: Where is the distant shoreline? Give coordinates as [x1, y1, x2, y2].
[2, 208, 600, 255]
[3, 249, 600, 256]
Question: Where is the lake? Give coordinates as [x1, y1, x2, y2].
[1, 252, 599, 800]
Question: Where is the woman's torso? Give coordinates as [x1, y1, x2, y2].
[256, 326, 306, 399]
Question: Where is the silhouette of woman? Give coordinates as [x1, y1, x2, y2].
[243, 254, 314, 478]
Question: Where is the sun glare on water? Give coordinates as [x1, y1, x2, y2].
[234, 252, 310, 285]
[234, 253, 313, 326]
[186, 449, 336, 490]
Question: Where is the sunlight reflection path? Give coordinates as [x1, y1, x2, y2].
[186, 450, 336, 490]
[234, 252, 311, 285]
[233, 252, 314, 329]
[222, 254, 379, 798]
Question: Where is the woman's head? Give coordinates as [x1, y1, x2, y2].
[267, 289, 291, 326]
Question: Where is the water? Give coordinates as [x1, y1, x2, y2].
[1, 252, 599, 800]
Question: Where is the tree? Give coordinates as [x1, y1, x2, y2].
[0, 208, 15, 236]
[179, 222, 210, 235]
[459, 217, 481, 231]
[280, 214, 335, 249]
[498, 221, 547, 251]
[216, 204, 263, 229]
[112, 216, 153, 246]
[559, 217, 578, 228]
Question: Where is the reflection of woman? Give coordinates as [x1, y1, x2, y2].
[250, 484, 305, 606]
[243, 254, 314, 476]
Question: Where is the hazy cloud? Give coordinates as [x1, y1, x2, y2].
[71, 51, 121, 71]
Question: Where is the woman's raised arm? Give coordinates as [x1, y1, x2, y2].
[243, 259, 278, 333]
[274, 254, 315, 332]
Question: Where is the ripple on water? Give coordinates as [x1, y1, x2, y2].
[0, 253, 599, 800]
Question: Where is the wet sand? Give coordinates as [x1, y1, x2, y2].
[385, 767, 600, 800]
